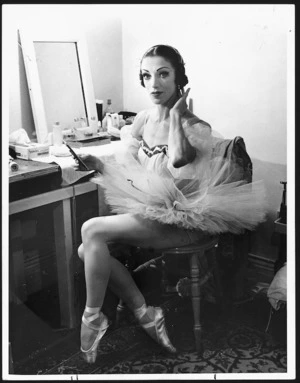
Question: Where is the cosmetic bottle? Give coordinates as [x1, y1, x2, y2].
[96, 99, 103, 122]
[102, 99, 114, 132]
[74, 117, 80, 129]
[53, 122, 63, 146]
[103, 99, 114, 118]
[80, 117, 87, 128]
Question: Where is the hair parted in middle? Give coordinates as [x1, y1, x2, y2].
[139, 45, 189, 91]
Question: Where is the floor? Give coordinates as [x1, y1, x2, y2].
[8, 260, 287, 375]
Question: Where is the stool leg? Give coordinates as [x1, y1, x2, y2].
[116, 299, 126, 326]
[161, 258, 169, 295]
[190, 252, 203, 352]
[210, 245, 224, 310]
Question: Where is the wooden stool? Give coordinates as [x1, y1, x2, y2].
[115, 236, 221, 352]
[162, 236, 221, 352]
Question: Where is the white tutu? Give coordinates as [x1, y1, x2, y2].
[91, 143, 267, 234]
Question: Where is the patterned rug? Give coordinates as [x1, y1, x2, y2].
[14, 296, 286, 376]
[45, 323, 286, 375]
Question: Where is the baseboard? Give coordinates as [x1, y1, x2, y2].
[248, 253, 275, 282]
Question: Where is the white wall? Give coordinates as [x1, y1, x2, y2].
[121, 4, 292, 166]
[4, 5, 124, 140]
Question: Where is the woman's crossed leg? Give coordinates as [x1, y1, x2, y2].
[78, 213, 202, 361]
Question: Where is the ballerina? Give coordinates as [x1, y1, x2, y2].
[75, 44, 267, 363]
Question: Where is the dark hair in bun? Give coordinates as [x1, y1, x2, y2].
[139, 45, 188, 90]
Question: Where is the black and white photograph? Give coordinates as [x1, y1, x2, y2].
[2, 3, 295, 380]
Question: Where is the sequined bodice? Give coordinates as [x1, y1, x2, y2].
[139, 138, 168, 157]
[138, 138, 169, 174]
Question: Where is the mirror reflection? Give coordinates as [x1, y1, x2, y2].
[34, 42, 87, 132]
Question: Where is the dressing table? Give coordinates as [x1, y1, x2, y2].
[9, 141, 121, 328]
[9, 29, 112, 328]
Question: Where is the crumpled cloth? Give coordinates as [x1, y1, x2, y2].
[9, 128, 32, 145]
[267, 263, 287, 310]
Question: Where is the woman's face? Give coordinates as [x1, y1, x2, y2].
[141, 56, 177, 105]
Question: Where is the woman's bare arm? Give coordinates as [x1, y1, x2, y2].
[131, 111, 146, 140]
[168, 89, 196, 168]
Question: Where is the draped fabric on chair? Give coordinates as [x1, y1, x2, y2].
[211, 136, 253, 184]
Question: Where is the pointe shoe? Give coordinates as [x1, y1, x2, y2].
[140, 306, 177, 353]
[80, 311, 109, 364]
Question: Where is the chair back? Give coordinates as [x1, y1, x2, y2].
[211, 136, 253, 184]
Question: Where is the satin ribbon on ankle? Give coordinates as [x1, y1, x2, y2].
[133, 303, 148, 320]
[85, 306, 101, 313]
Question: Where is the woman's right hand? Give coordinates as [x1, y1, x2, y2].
[74, 153, 104, 173]
[170, 88, 191, 117]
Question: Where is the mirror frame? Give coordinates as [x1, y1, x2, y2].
[19, 29, 98, 144]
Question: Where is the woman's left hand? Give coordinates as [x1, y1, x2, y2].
[170, 88, 191, 116]
[72, 153, 104, 173]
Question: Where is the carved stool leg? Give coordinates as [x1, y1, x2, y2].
[190, 251, 204, 352]
[210, 245, 224, 310]
[115, 299, 126, 326]
[161, 259, 169, 295]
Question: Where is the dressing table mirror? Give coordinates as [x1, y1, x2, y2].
[19, 29, 98, 144]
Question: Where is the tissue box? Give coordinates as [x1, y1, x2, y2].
[9, 143, 50, 160]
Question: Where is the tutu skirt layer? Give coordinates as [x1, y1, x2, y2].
[91, 153, 267, 234]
